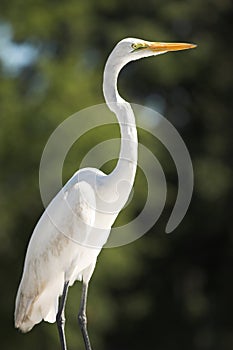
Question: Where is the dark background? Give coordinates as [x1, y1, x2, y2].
[1, 0, 233, 349]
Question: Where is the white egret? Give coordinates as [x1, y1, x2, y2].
[15, 38, 196, 350]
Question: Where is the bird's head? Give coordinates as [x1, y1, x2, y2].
[110, 37, 196, 67]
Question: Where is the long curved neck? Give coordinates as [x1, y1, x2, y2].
[102, 56, 138, 206]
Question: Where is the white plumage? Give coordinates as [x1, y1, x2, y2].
[15, 167, 114, 332]
[15, 37, 196, 349]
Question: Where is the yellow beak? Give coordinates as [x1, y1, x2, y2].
[148, 42, 197, 52]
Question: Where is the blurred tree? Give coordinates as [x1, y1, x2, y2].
[0, 0, 232, 349]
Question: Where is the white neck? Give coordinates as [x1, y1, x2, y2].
[102, 56, 138, 208]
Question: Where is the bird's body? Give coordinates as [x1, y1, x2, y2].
[15, 37, 196, 350]
[15, 167, 116, 332]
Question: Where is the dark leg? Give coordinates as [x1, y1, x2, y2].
[56, 281, 69, 350]
[78, 282, 92, 350]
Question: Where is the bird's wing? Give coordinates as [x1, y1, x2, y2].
[49, 180, 97, 245]
[14, 180, 99, 333]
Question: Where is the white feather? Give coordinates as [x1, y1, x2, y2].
[15, 168, 112, 332]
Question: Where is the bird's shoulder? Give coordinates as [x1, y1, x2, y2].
[46, 167, 106, 228]
[66, 167, 106, 186]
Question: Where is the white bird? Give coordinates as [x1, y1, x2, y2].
[15, 38, 196, 350]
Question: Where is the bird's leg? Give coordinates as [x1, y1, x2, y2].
[78, 282, 92, 350]
[56, 280, 69, 350]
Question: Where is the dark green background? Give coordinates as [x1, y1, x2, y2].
[1, 0, 232, 349]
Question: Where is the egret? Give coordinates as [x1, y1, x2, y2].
[15, 38, 196, 350]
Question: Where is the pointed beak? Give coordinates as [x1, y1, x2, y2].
[148, 42, 197, 52]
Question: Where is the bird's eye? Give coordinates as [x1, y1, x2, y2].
[131, 43, 148, 52]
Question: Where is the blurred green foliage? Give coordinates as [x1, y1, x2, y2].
[0, 0, 233, 349]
